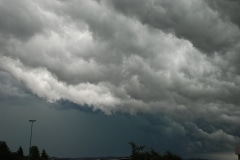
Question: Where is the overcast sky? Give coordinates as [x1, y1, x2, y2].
[0, 0, 240, 159]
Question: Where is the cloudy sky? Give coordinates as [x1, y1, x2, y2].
[1, 0, 240, 159]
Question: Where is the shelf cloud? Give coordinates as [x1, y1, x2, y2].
[1, 0, 240, 157]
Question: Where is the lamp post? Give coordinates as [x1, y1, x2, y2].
[29, 120, 36, 158]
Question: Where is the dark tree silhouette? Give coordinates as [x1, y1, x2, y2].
[30, 146, 40, 160]
[0, 141, 11, 160]
[162, 151, 182, 160]
[0, 141, 49, 160]
[129, 142, 146, 160]
[17, 146, 24, 157]
[41, 149, 49, 160]
[129, 142, 182, 160]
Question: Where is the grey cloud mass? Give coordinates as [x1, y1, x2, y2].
[0, 0, 240, 159]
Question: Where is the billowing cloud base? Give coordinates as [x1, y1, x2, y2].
[1, 0, 240, 156]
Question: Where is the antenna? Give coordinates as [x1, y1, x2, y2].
[29, 119, 36, 159]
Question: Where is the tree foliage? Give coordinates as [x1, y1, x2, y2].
[129, 142, 182, 160]
[0, 141, 11, 160]
[41, 149, 49, 160]
[17, 146, 24, 157]
[0, 141, 49, 160]
[30, 146, 40, 160]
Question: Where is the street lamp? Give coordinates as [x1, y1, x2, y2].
[29, 120, 36, 158]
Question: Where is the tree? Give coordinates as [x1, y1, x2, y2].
[41, 149, 49, 160]
[162, 151, 182, 160]
[0, 141, 11, 160]
[129, 142, 182, 160]
[129, 142, 146, 160]
[17, 146, 24, 157]
[29, 146, 40, 160]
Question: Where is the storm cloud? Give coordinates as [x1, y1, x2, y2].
[0, 0, 240, 158]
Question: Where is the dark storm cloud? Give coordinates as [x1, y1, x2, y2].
[205, 0, 240, 28]
[0, 0, 240, 158]
[110, 0, 240, 53]
[204, 0, 240, 75]
[0, 0, 44, 40]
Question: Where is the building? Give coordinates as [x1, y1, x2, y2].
[235, 145, 240, 160]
